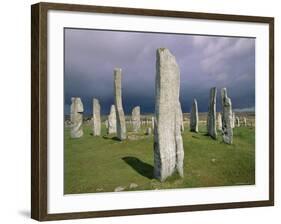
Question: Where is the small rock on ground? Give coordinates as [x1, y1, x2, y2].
[129, 183, 138, 189]
[114, 186, 126, 192]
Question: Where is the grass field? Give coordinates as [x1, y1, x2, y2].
[64, 122, 255, 194]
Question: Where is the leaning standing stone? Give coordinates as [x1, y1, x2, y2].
[190, 98, 199, 132]
[114, 68, 127, 140]
[154, 48, 184, 182]
[217, 112, 222, 131]
[221, 88, 233, 144]
[92, 98, 101, 136]
[107, 105, 117, 134]
[207, 87, 217, 139]
[131, 106, 141, 132]
[70, 97, 84, 138]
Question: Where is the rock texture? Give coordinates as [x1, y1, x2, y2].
[235, 117, 240, 127]
[217, 112, 222, 131]
[70, 97, 84, 138]
[151, 116, 155, 130]
[114, 68, 127, 140]
[231, 112, 236, 128]
[221, 88, 233, 144]
[153, 48, 184, 182]
[132, 106, 141, 132]
[179, 103, 184, 132]
[107, 105, 117, 134]
[92, 98, 101, 136]
[146, 127, 152, 135]
[207, 87, 217, 139]
[190, 98, 199, 132]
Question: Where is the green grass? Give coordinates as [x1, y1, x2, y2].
[64, 123, 255, 194]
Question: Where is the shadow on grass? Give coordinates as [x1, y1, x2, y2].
[122, 156, 154, 179]
[102, 135, 121, 141]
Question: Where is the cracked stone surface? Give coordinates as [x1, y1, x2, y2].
[207, 87, 217, 139]
[70, 97, 84, 138]
[221, 88, 233, 144]
[153, 48, 184, 182]
[92, 98, 101, 136]
[114, 68, 127, 140]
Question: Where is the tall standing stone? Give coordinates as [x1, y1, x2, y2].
[217, 112, 222, 131]
[107, 104, 117, 134]
[132, 106, 141, 132]
[221, 88, 233, 144]
[154, 48, 184, 182]
[236, 117, 240, 127]
[190, 98, 199, 132]
[92, 98, 101, 136]
[207, 87, 217, 139]
[114, 68, 127, 140]
[70, 97, 84, 138]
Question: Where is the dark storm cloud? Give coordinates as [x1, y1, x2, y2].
[64, 28, 255, 115]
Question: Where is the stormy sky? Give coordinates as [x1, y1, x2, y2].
[64, 28, 255, 115]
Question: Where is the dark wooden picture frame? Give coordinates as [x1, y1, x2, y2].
[31, 2, 274, 221]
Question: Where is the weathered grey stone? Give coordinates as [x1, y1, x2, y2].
[105, 119, 108, 129]
[114, 68, 127, 140]
[221, 88, 233, 144]
[146, 127, 152, 135]
[92, 98, 101, 136]
[114, 186, 125, 192]
[235, 117, 240, 127]
[132, 106, 141, 132]
[190, 98, 199, 132]
[154, 48, 184, 182]
[231, 112, 236, 128]
[207, 87, 217, 139]
[151, 116, 155, 130]
[107, 105, 117, 134]
[217, 112, 222, 131]
[129, 183, 138, 189]
[179, 103, 184, 132]
[70, 97, 84, 138]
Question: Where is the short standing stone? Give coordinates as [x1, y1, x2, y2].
[132, 106, 141, 132]
[154, 48, 184, 182]
[179, 103, 184, 132]
[190, 98, 199, 132]
[235, 117, 240, 127]
[221, 88, 233, 144]
[217, 112, 222, 131]
[92, 98, 101, 136]
[146, 127, 152, 135]
[207, 87, 217, 139]
[105, 119, 108, 129]
[243, 117, 247, 126]
[231, 112, 236, 128]
[151, 116, 155, 130]
[107, 104, 117, 134]
[114, 68, 127, 140]
[70, 97, 84, 138]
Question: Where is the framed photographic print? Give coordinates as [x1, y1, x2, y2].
[31, 2, 274, 221]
